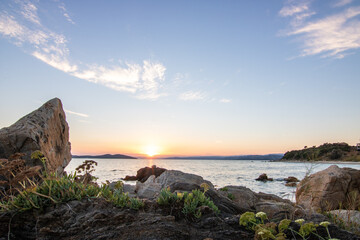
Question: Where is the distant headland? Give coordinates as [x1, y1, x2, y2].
[281, 142, 360, 162]
[162, 154, 284, 160]
[72, 154, 137, 159]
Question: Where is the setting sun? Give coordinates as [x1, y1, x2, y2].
[144, 145, 160, 157]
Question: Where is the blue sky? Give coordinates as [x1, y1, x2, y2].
[0, 0, 360, 156]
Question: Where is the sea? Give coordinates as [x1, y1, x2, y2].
[65, 158, 360, 201]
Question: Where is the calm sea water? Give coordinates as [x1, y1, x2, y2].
[65, 158, 360, 201]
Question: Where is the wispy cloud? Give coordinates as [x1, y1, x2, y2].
[19, 0, 41, 25]
[65, 109, 89, 118]
[219, 98, 231, 103]
[279, 1, 311, 17]
[333, 0, 353, 8]
[280, 1, 360, 59]
[179, 91, 206, 101]
[58, 3, 75, 24]
[0, 0, 167, 100]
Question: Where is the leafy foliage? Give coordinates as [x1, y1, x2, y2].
[156, 186, 219, 220]
[0, 152, 143, 212]
[282, 142, 357, 161]
[239, 211, 342, 240]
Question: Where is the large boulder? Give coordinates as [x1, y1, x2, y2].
[0, 98, 71, 175]
[219, 186, 296, 220]
[296, 165, 360, 211]
[124, 165, 166, 182]
[135, 170, 214, 199]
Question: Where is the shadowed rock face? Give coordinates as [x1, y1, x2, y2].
[296, 165, 360, 211]
[0, 98, 71, 175]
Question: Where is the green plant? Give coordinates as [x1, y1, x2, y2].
[157, 187, 179, 205]
[227, 193, 235, 200]
[220, 186, 228, 191]
[0, 157, 143, 213]
[156, 185, 219, 220]
[238, 213, 342, 240]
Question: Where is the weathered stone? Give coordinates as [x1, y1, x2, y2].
[285, 182, 297, 187]
[255, 192, 295, 221]
[135, 170, 214, 200]
[284, 176, 299, 183]
[124, 165, 166, 182]
[296, 165, 360, 211]
[255, 173, 273, 181]
[0, 98, 71, 175]
[0, 198, 254, 240]
[219, 186, 257, 210]
[136, 175, 163, 199]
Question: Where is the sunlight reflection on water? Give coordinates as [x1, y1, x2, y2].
[65, 158, 360, 201]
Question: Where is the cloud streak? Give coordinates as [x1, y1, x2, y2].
[65, 109, 89, 118]
[280, 1, 360, 58]
[0, 0, 167, 100]
[179, 91, 206, 101]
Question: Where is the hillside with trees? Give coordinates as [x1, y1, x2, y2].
[282, 142, 360, 162]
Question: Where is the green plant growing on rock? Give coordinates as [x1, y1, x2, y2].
[219, 186, 228, 191]
[157, 187, 179, 205]
[238, 212, 342, 240]
[0, 155, 144, 213]
[227, 193, 235, 200]
[156, 184, 219, 220]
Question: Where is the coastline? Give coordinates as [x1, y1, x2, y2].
[274, 160, 360, 165]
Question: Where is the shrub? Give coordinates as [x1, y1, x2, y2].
[157, 186, 219, 220]
[0, 152, 143, 213]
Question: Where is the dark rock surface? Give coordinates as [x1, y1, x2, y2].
[296, 165, 360, 211]
[255, 173, 273, 181]
[0, 198, 254, 240]
[0, 98, 71, 175]
[124, 165, 166, 182]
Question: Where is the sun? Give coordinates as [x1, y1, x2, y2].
[145, 145, 159, 157]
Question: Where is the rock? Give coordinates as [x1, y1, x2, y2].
[285, 182, 297, 187]
[217, 186, 296, 220]
[135, 170, 249, 215]
[0, 98, 71, 175]
[255, 192, 295, 221]
[156, 170, 214, 191]
[284, 176, 299, 183]
[135, 170, 214, 199]
[0, 198, 254, 240]
[0, 198, 357, 240]
[219, 186, 258, 210]
[255, 173, 273, 181]
[124, 165, 166, 182]
[205, 188, 251, 214]
[296, 165, 360, 211]
[136, 175, 163, 199]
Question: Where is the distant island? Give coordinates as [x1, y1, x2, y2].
[72, 154, 137, 159]
[163, 154, 284, 160]
[281, 142, 360, 162]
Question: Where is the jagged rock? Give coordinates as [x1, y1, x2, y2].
[255, 173, 273, 181]
[219, 186, 258, 210]
[135, 170, 214, 200]
[0, 198, 254, 240]
[284, 176, 299, 187]
[124, 165, 166, 182]
[296, 165, 360, 211]
[284, 176, 299, 183]
[0, 98, 71, 175]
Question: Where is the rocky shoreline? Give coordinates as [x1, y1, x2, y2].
[0, 99, 360, 239]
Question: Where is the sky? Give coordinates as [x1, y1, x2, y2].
[0, 0, 360, 157]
